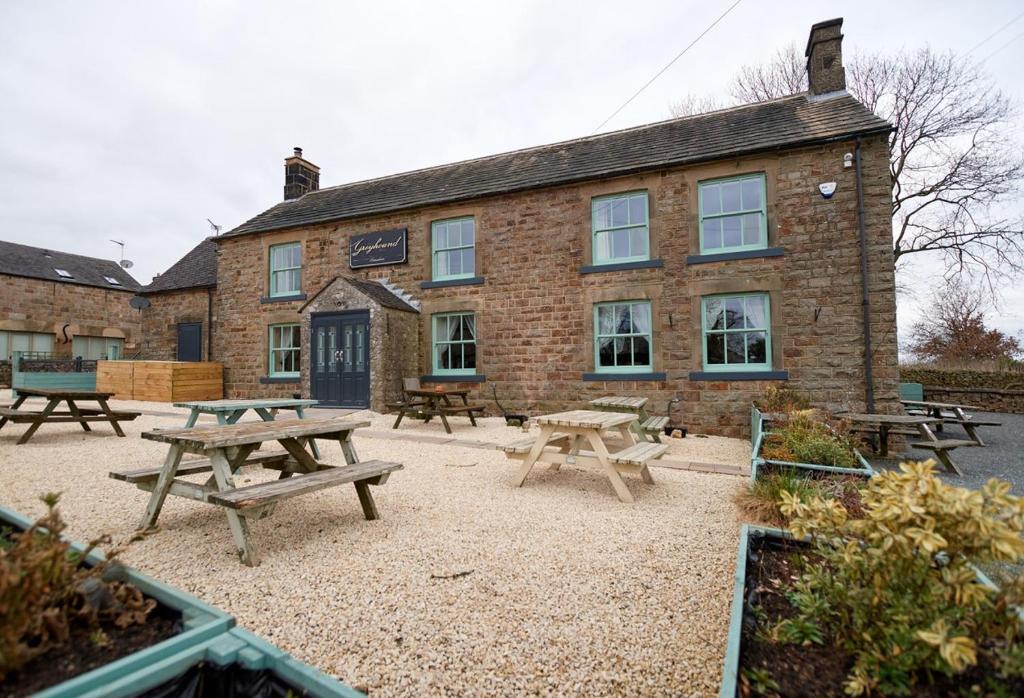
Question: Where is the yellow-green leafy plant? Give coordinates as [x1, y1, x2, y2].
[0, 494, 155, 680]
[775, 460, 1024, 696]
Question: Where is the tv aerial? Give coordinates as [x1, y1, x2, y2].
[206, 219, 222, 235]
[110, 239, 134, 269]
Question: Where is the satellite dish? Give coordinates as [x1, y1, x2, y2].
[120, 259, 134, 269]
[129, 295, 151, 310]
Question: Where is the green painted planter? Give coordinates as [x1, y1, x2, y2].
[750, 405, 874, 480]
[1, 505, 364, 697]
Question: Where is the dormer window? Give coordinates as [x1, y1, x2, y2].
[104, 276, 121, 285]
[54, 268, 73, 278]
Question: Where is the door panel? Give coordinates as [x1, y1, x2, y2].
[311, 312, 370, 408]
[176, 323, 202, 362]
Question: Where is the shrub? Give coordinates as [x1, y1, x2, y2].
[775, 460, 1024, 696]
[735, 470, 865, 526]
[0, 494, 154, 680]
[761, 413, 859, 468]
[755, 386, 810, 414]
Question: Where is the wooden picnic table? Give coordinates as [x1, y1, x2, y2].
[900, 399, 1000, 446]
[845, 413, 971, 475]
[392, 387, 484, 434]
[175, 398, 322, 458]
[500, 409, 668, 503]
[588, 396, 668, 443]
[111, 417, 401, 566]
[0, 387, 140, 445]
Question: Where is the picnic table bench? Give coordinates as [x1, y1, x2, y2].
[111, 417, 401, 566]
[900, 399, 1001, 446]
[390, 380, 485, 434]
[845, 413, 970, 475]
[0, 387, 140, 445]
[500, 409, 667, 503]
[588, 396, 668, 443]
[175, 398, 322, 458]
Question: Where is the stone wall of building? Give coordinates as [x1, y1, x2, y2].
[0, 274, 141, 356]
[213, 134, 898, 437]
[139, 287, 215, 361]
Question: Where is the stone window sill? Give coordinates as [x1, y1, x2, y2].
[259, 376, 301, 384]
[686, 248, 784, 265]
[580, 259, 664, 274]
[582, 372, 667, 382]
[260, 293, 308, 304]
[420, 277, 485, 290]
[420, 374, 486, 383]
[688, 370, 788, 381]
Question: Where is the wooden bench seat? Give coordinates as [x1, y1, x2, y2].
[641, 416, 669, 432]
[207, 460, 403, 512]
[111, 450, 292, 484]
[940, 418, 1002, 427]
[500, 433, 569, 454]
[441, 403, 486, 413]
[607, 442, 669, 466]
[0, 408, 140, 423]
[909, 439, 977, 450]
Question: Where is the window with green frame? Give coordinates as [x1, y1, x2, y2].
[594, 301, 652, 372]
[269, 242, 302, 297]
[432, 312, 476, 374]
[431, 217, 475, 281]
[592, 191, 649, 264]
[701, 293, 771, 370]
[268, 324, 301, 377]
[698, 173, 767, 253]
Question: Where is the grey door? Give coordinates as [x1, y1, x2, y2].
[311, 312, 370, 408]
[176, 323, 202, 362]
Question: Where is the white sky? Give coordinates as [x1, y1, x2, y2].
[1, 0, 1022, 347]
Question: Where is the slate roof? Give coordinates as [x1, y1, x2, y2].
[223, 92, 891, 238]
[343, 277, 419, 312]
[144, 238, 218, 293]
[0, 239, 141, 291]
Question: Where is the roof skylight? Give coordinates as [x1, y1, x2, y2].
[104, 276, 121, 285]
[54, 268, 73, 278]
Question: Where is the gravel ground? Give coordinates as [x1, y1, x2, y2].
[0, 393, 745, 696]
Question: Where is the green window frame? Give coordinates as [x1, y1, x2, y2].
[591, 191, 649, 265]
[698, 173, 767, 254]
[701, 293, 771, 371]
[431, 217, 475, 281]
[593, 301, 653, 373]
[432, 312, 476, 375]
[268, 324, 301, 377]
[269, 242, 302, 297]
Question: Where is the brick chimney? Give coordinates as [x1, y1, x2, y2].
[283, 147, 320, 201]
[805, 18, 846, 96]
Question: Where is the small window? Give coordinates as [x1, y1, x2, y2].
[54, 268, 73, 278]
[268, 324, 301, 377]
[594, 301, 653, 372]
[269, 242, 302, 297]
[432, 312, 476, 374]
[431, 217, 475, 281]
[71, 336, 124, 360]
[698, 174, 767, 254]
[104, 276, 121, 285]
[701, 293, 771, 371]
[592, 192, 649, 264]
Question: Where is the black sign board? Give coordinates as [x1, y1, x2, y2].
[349, 228, 408, 269]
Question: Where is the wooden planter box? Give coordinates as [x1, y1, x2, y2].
[98, 361, 223, 402]
[750, 405, 874, 480]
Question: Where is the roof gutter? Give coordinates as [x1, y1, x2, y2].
[854, 137, 876, 413]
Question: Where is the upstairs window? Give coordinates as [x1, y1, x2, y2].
[701, 293, 771, 371]
[54, 268, 73, 278]
[698, 174, 767, 254]
[269, 242, 302, 297]
[104, 276, 121, 285]
[592, 191, 649, 264]
[268, 324, 301, 377]
[431, 217, 475, 281]
[432, 312, 476, 374]
[594, 301, 652, 372]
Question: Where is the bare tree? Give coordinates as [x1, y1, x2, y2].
[906, 279, 1022, 362]
[710, 44, 1024, 283]
[669, 93, 723, 118]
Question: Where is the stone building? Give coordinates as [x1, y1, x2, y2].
[0, 239, 142, 385]
[139, 238, 218, 361]
[205, 18, 898, 436]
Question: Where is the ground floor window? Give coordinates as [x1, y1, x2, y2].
[269, 324, 301, 377]
[72, 335, 124, 360]
[701, 293, 771, 370]
[432, 312, 476, 374]
[0, 331, 55, 360]
[594, 301, 652, 372]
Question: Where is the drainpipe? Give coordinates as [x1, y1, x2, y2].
[854, 137, 876, 413]
[206, 288, 214, 361]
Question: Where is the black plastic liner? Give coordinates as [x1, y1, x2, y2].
[138, 662, 310, 698]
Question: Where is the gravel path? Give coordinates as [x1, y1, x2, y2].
[0, 395, 745, 696]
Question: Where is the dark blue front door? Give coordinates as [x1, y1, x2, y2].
[176, 323, 202, 362]
[311, 312, 370, 408]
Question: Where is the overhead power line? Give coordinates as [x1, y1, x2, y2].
[591, 0, 743, 134]
[979, 27, 1024, 63]
[965, 9, 1024, 55]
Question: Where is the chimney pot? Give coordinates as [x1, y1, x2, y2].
[283, 147, 320, 201]
[805, 18, 846, 96]
[294, 147, 302, 157]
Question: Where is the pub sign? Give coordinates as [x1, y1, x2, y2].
[349, 228, 408, 269]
